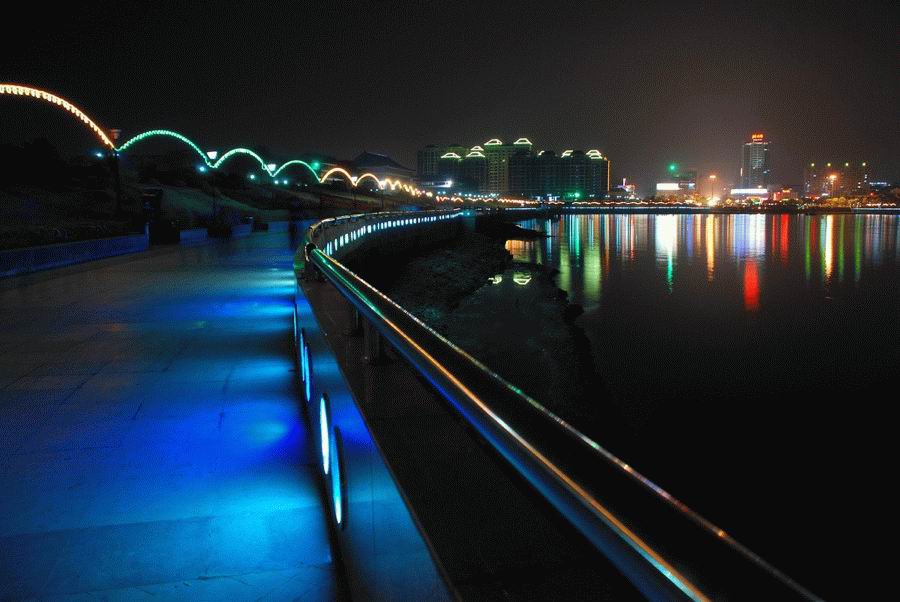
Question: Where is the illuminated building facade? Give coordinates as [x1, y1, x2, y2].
[803, 161, 869, 197]
[508, 149, 610, 200]
[460, 149, 488, 192]
[656, 165, 697, 199]
[420, 144, 466, 183]
[740, 133, 771, 188]
[416, 145, 441, 181]
[484, 138, 531, 194]
[770, 185, 802, 201]
[417, 138, 609, 197]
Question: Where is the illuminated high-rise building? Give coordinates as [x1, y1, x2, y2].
[740, 133, 771, 189]
[460, 148, 488, 192]
[416, 145, 441, 181]
[508, 149, 610, 200]
[803, 161, 869, 197]
[483, 138, 531, 194]
[418, 138, 609, 197]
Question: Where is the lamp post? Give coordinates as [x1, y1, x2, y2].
[109, 129, 122, 214]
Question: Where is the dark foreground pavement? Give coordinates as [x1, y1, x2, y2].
[0, 233, 341, 600]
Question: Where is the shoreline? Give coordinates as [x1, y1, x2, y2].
[477, 206, 900, 218]
[363, 226, 610, 433]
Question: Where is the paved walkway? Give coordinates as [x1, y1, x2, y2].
[0, 233, 341, 600]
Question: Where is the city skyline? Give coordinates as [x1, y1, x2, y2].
[0, 83, 887, 201]
[2, 3, 896, 599]
[1, 1, 897, 194]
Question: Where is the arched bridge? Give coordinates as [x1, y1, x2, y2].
[0, 83, 427, 197]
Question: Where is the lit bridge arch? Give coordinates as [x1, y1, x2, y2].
[1, 83, 115, 148]
[1, 83, 425, 196]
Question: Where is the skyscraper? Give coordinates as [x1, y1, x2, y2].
[416, 145, 441, 181]
[417, 138, 610, 198]
[483, 138, 531, 194]
[508, 149, 610, 199]
[740, 133, 771, 189]
[803, 161, 869, 197]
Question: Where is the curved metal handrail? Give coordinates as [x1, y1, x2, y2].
[298, 209, 819, 601]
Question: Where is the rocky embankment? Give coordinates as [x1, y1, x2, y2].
[368, 221, 605, 426]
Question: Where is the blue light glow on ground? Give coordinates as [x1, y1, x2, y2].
[0, 232, 340, 599]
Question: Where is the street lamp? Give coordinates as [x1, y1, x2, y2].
[108, 128, 122, 213]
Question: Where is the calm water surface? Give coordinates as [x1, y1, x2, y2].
[507, 212, 898, 598]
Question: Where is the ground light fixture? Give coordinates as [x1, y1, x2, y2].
[299, 328, 311, 404]
[330, 427, 347, 528]
[320, 393, 330, 475]
[304, 343, 311, 403]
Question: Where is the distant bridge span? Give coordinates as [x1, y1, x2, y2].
[1, 83, 425, 196]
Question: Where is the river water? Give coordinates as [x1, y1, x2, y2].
[505, 212, 898, 598]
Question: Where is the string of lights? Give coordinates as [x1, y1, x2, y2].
[1, 83, 428, 197]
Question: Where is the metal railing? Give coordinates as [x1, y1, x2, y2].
[298, 209, 819, 601]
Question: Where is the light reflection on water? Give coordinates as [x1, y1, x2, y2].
[504, 212, 899, 598]
[507, 213, 900, 312]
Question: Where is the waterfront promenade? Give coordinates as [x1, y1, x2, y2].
[0, 232, 341, 599]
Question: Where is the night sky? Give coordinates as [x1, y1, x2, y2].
[2, 0, 898, 194]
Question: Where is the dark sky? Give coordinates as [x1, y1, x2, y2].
[2, 0, 898, 194]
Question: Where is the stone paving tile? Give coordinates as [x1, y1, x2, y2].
[24, 361, 109, 377]
[0, 389, 72, 457]
[6, 374, 92, 392]
[38, 564, 341, 601]
[0, 232, 340, 599]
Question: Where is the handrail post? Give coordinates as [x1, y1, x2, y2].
[345, 306, 363, 336]
[363, 320, 383, 365]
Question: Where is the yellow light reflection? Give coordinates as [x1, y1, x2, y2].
[512, 272, 532, 285]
